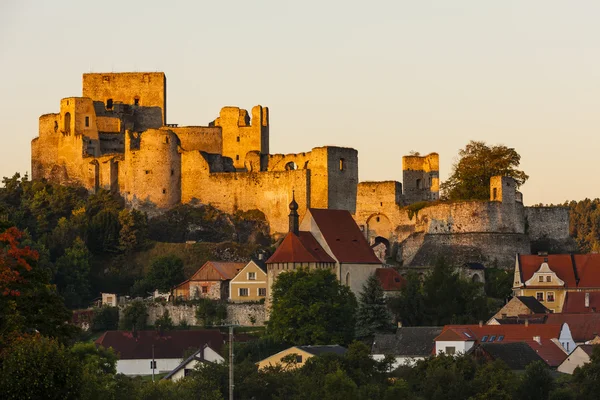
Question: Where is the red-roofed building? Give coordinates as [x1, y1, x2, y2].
[434, 323, 571, 367]
[173, 261, 246, 300]
[375, 268, 406, 296]
[545, 313, 600, 345]
[563, 292, 600, 313]
[513, 254, 600, 312]
[267, 197, 382, 301]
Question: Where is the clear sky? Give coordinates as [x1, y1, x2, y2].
[1, 1, 598, 205]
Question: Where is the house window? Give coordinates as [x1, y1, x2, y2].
[85, 116, 89, 127]
[202, 286, 208, 294]
[106, 296, 113, 304]
[248, 272, 256, 280]
[536, 292, 544, 301]
[295, 355, 303, 363]
[258, 288, 266, 296]
[106, 99, 113, 110]
[482, 335, 488, 342]
[547, 292, 555, 302]
[489, 335, 496, 342]
[497, 335, 504, 342]
[239, 288, 249, 297]
[546, 276, 552, 282]
[538, 276, 544, 283]
[445, 347, 455, 355]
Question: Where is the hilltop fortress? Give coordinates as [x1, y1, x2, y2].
[31, 72, 572, 270]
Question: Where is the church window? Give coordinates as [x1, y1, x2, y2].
[106, 99, 113, 110]
[345, 272, 351, 287]
[85, 116, 89, 127]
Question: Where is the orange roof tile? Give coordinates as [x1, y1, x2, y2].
[266, 231, 336, 264]
[563, 292, 600, 313]
[519, 254, 577, 287]
[574, 254, 600, 288]
[375, 268, 406, 291]
[546, 313, 600, 343]
[308, 208, 381, 264]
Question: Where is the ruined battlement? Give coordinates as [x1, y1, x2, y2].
[402, 152, 439, 204]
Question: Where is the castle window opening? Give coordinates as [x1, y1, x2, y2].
[493, 188, 497, 200]
[64, 112, 71, 134]
[85, 116, 89, 127]
[106, 99, 113, 110]
[380, 202, 383, 206]
[285, 162, 297, 171]
[134, 97, 140, 106]
[103, 76, 110, 83]
[339, 158, 345, 171]
[376, 216, 380, 222]
[171, 169, 174, 176]
[162, 189, 166, 194]
[416, 179, 422, 189]
[237, 136, 240, 142]
[145, 170, 151, 175]
[236, 155, 240, 161]
[54, 121, 58, 132]
[165, 136, 169, 144]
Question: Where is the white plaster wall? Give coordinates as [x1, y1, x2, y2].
[371, 354, 425, 369]
[435, 340, 473, 355]
[117, 358, 182, 376]
[557, 348, 590, 374]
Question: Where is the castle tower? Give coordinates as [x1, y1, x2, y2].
[490, 176, 516, 203]
[402, 153, 439, 204]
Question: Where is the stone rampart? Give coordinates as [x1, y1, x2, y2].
[171, 126, 222, 154]
[525, 206, 570, 241]
[144, 303, 266, 327]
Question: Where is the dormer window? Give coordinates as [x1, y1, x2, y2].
[538, 276, 544, 283]
[546, 276, 552, 282]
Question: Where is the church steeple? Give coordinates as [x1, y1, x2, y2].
[289, 191, 299, 235]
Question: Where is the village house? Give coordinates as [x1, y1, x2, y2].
[163, 345, 224, 381]
[266, 198, 382, 302]
[173, 261, 245, 301]
[434, 323, 571, 368]
[371, 327, 442, 368]
[487, 296, 549, 324]
[513, 254, 600, 313]
[562, 291, 600, 313]
[557, 344, 598, 374]
[229, 259, 268, 303]
[257, 345, 347, 370]
[95, 330, 224, 376]
[470, 342, 545, 371]
[374, 268, 406, 298]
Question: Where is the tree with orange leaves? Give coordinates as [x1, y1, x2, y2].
[0, 227, 38, 297]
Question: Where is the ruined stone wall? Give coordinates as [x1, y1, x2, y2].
[123, 129, 181, 209]
[525, 207, 571, 241]
[144, 303, 266, 327]
[214, 106, 268, 169]
[181, 150, 310, 234]
[82, 72, 166, 127]
[402, 153, 439, 204]
[326, 147, 359, 213]
[355, 181, 405, 241]
[171, 126, 222, 154]
[399, 232, 530, 269]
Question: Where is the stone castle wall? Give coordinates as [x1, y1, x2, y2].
[525, 206, 571, 242]
[144, 303, 266, 327]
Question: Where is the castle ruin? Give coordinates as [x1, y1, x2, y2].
[31, 72, 572, 270]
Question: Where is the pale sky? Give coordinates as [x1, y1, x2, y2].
[1, 1, 599, 205]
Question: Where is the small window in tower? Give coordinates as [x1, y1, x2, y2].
[106, 99, 113, 110]
[103, 76, 110, 83]
[236, 136, 240, 142]
[162, 189, 166, 194]
[380, 202, 383, 206]
[165, 136, 169, 144]
[339, 158, 345, 171]
[416, 179, 422, 189]
[236, 155, 240, 161]
[171, 169, 174, 176]
[134, 97, 140, 106]
[376, 216, 380, 222]
[85, 116, 89, 127]
[145, 170, 151, 175]
[493, 188, 498, 200]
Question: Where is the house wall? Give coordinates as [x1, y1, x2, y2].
[435, 340, 474, 355]
[169, 347, 224, 382]
[515, 288, 567, 313]
[230, 263, 267, 302]
[557, 347, 590, 374]
[340, 263, 381, 298]
[371, 354, 424, 369]
[117, 358, 182, 376]
[490, 297, 535, 322]
[257, 347, 314, 370]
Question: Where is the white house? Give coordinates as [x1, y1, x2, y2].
[163, 345, 224, 381]
[557, 344, 597, 374]
[95, 330, 224, 376]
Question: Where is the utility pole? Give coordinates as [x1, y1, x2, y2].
[152, 344, 155, 383]
[229, 325, 234, 400]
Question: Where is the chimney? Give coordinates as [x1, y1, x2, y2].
[585, 292, 590, 308]
[525, 319, 529, 327]
[288, 191, 299, 235]
[533, 335, 541, 344]
[258, 252, 264, 261]
[479, 321, 483, 327]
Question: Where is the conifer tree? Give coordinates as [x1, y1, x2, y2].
[355, 273, 394, 339]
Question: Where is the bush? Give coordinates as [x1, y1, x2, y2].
[92, 306, 119, 332]
[195, 298, 227, 327]
[119, 300, 148, 331]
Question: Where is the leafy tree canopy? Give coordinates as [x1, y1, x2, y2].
[119, 300, 148, 332]
[268, 268, 357, 346]
[441, 140, 528, 201]
[146, 254, 185, 293]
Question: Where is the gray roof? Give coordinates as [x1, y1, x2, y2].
[477, 342, 544, 370]
[371, 327, 443, 357]
[296, 345, 347, 357]
[517, 296, 549, 314]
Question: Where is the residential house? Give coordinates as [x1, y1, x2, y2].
[371, 327, 442, 368]
[257, 345, 347, 370]
[434, 323, 570, 368]
[163, 345, 224, 381]
[95, 330, 224, 376]
[173, 261, 246, 301]
[266, 198, 381, 302]
[471, 342, 545, 371]
[545, 313, 600, 348]
[229, 259, 268, 302]
[513, 254, 600, 312]
[374, 268, 406, 298]
[562, 291, 600, 313]
[487, 296, 549, 325]
[557, 344, 597, 374]
[101, 292, 118, 307]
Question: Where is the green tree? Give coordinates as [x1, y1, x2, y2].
[515, 361, 554, 400]
[146, 255, 185, 293]
[70, 342, 118, 400]
[119, 300, 148, 331]
[54, 237, 91, 309]
[389, 271, 426, 326]
[355, 274, 394, 339]
[155, 309, 175, 330]
[87, 209, 121, 254]
[441, 140, 528, 201]
[268, 268, 357, 346]
[572, 346, 600, 399]
[484, 267, 513, 299]
[92, 305, 119, 332]
[195, 298, 227, 326]
[0, 335, 82, 400]
[118, 208, 147, 253]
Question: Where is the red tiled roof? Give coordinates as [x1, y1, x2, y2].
[579, 344, 597, 356]
[519, 254, 577, 287]
[266, 231, 336, 264]
[308, 208, 381, 264]
[190, 261, 246, 281]
[436, 324, 567, 367]
[546, 313, 600, 343]
[375, 268, 406, 291]
[95, 330, 224, 360]
[574, 255, 600, 288]
[563, 292, 600, 313]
